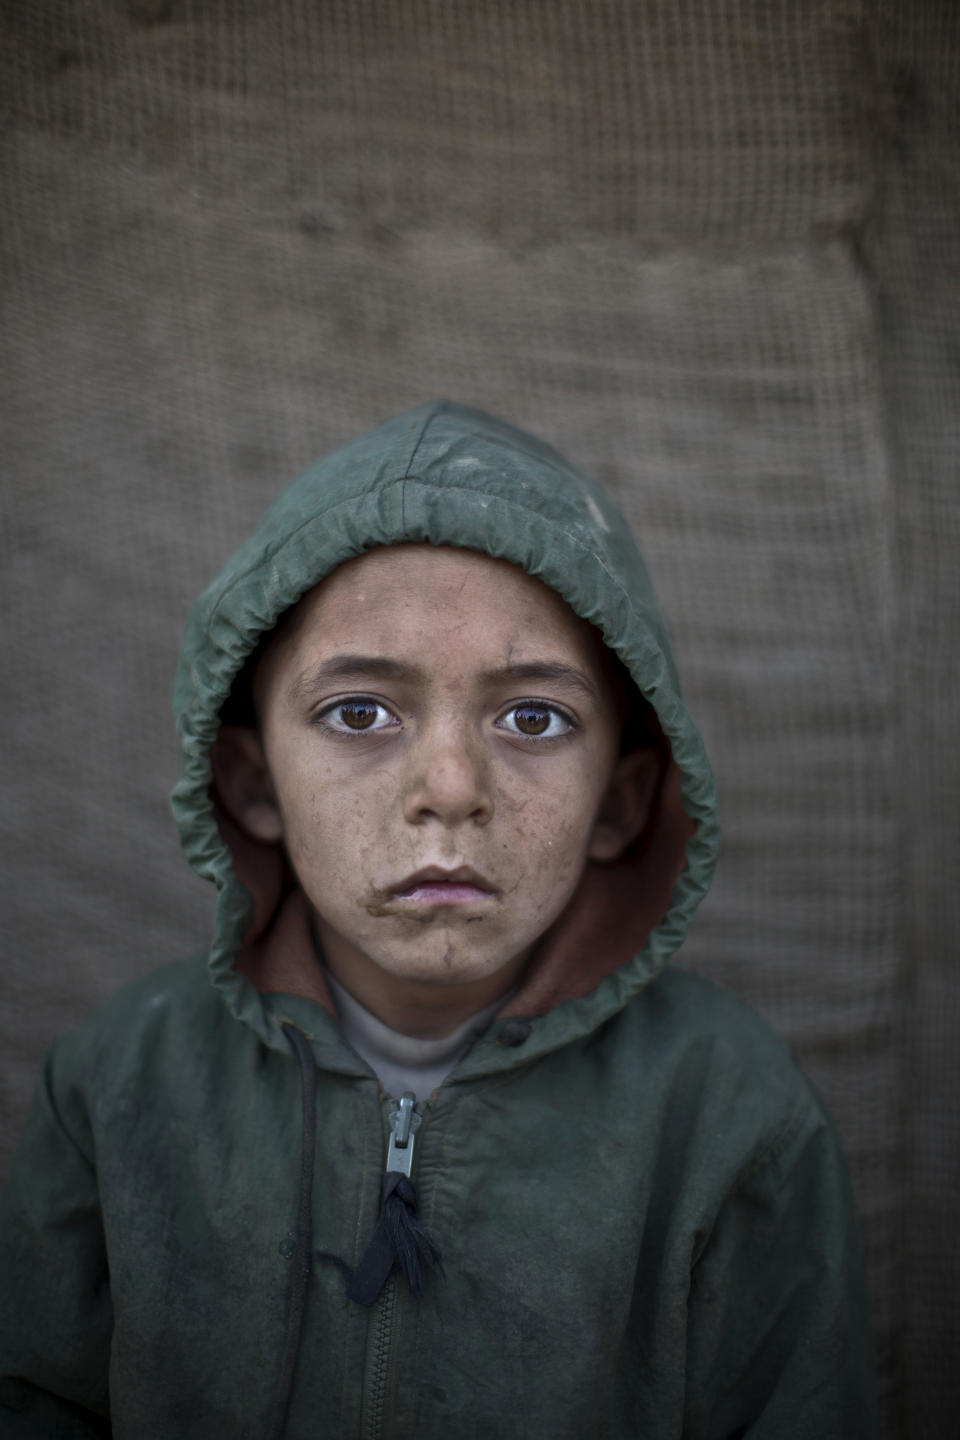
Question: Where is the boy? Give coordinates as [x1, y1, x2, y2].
[1, 401, 877, 1437]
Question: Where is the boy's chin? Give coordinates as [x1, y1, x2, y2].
[358, 931, 532, 992]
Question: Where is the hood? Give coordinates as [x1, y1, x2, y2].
[171, 401, 719, 1064]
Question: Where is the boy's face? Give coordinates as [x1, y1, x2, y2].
[224, 545, 651, 1012]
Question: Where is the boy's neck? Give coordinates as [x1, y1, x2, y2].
[317, 925, 531, 1039]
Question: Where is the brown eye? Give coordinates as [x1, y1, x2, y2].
[495, 702, 575, 740]
[318, 697, 398, 734]
[513, 706, 551, 735]
[339, 701, 380, 729]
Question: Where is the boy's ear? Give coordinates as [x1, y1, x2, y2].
[588, 747, 663, 863]
[210, 725, 285, 844]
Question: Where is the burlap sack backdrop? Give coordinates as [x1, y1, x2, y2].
[2, 4, 957, 1434]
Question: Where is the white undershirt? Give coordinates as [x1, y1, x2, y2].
[325, 969, 508, 1100]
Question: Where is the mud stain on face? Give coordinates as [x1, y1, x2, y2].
[365, 899, 397, 917]
[364, 883, 420, 916]
[363, 898, 452, 928]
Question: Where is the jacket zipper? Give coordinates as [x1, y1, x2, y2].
[364, 1094, 421, 1440]
[365, 1275, 396, 1440]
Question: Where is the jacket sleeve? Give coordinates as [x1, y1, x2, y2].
[0, 1044, 113, 1437]
[683, 1095, 879, 1440]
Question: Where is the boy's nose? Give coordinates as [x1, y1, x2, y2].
[402, 728, 493, 828]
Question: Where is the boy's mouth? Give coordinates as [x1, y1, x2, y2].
[380, 865, 498, 908]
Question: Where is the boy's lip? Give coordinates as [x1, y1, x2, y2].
[385, 865, 498, 906]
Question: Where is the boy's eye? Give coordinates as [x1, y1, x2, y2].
[496, 703, 574, 739]
[318, 698, 398, 733]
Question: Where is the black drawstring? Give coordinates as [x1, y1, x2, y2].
[345, 1170, 444, 1307]
[267, 1023, 317, 1440]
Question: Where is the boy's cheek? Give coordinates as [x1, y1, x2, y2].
[273, 740, 599, 916]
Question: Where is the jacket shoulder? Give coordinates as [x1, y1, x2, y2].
[60, 956, 221, 1052]
[618, 966, 833, 1175]
[633, 965, 809, 1069]
[45, 959, 238, 1147]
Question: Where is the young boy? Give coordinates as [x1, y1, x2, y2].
[1, 401, 877, 1438]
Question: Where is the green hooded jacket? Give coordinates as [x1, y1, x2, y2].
[0, 402, 877, 1438]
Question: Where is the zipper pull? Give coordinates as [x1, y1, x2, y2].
[386, 1092, 421, 1176]
[348, 1092, 440, 1305]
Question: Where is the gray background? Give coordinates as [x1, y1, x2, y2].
[1, 3, 957, 1435]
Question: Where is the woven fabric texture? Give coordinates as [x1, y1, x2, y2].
[1, 3, 957, 1435]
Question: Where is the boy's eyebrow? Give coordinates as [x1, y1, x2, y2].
[476, 662, 601, 701]
[290, 655, 416, 699]
[290, 656, 600, 701]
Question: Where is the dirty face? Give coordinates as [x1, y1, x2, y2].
[249, 544, 630, 1009]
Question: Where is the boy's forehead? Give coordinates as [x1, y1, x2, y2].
[277, 544, 582, 644]
[254, 543, 623, 699]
